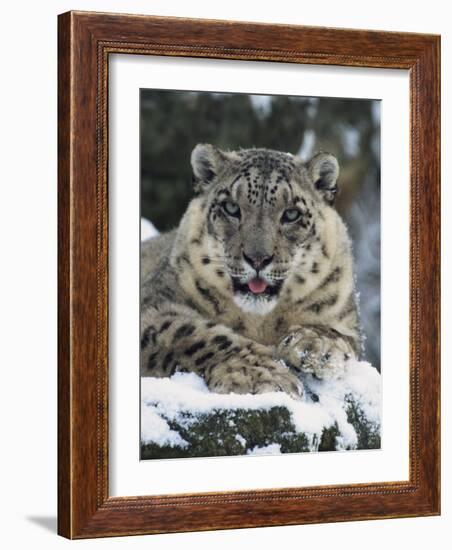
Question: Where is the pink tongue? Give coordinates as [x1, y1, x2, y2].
[248, 278, 268, 294]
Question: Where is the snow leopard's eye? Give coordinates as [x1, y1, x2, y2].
[281, 208, 302, 224]
[221, 199, 241, 218]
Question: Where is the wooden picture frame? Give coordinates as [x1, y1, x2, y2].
[58, 10, 440, 539]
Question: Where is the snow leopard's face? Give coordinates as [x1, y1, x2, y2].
[190, 145, 339, 314]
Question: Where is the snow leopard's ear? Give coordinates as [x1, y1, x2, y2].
[307, 152, 340, 205]
[191, 144, 229, 193]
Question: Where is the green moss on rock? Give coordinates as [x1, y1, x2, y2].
[345, 396, 381, 449]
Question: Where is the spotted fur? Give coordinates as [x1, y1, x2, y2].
[141, 145, 363, 397]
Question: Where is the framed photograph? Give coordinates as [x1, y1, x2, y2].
[58, 11, 440, 538]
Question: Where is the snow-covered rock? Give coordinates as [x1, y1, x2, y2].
[141, 361, 381, 459]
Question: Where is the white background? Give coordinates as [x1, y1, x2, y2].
[110, 56, 409, 496]
[0, 1, 449, 549]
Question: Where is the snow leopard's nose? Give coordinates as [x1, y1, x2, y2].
[242, 252, 274, 272]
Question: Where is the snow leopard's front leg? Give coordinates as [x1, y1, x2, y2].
[276, 325, 359, 380]
[141, 307, 303, 398]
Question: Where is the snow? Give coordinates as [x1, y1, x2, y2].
[141, 400, 188, 448]
[141, 217, 159, 241]
[247, 443, 282, 456]
[298, 129, 316, 161]
[342, 126, 361, 157]
[141, 361, 381, 454]
[249, 94, 273, 116]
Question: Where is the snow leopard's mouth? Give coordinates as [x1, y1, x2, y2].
[232, 276, 283, 298]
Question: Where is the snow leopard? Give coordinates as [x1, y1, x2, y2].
[140, 144, 363, 398]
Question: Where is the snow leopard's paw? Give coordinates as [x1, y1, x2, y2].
[277, 326, 355, 380]
[207, 351, 304, 399]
